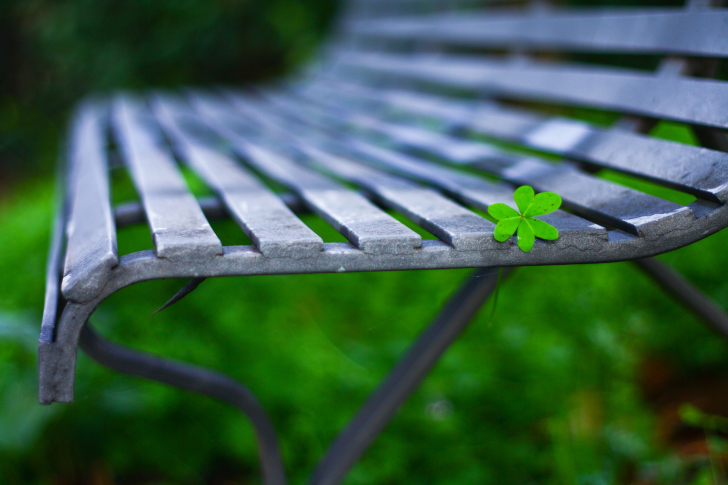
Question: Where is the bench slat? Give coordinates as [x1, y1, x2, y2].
[349, 8, 728, 57]
[314, 82, 728, 203]
[303, 146, 500, 250]
[149, 95, 324, 259]
[337, 51, 728, 129]
[188, 93, 422, 255]
[227, 95, 499, 250]
[61, 101, 120, 302]
[112, 96, 223, 261]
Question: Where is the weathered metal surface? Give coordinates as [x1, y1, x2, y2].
[330, 138, 611, 247]
[225, 95, 500, 250]
[60, 101, 119, 303]
[299, 145, 499, 250]
[112, 95, 223, 261]
[149, 94, 324, 259]
[336, 51, 728, 129]
[302, 80, 728, 202]
[41, 183, 68, 343]
[188, 93, 422, 255]
[349, 8, 728, 57]
[472, 157, 695, 237]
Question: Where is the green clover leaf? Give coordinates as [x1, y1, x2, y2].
[487, 186, 561, 252]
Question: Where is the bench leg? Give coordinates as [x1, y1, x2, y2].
[633, 257, 728, 339]
[79, 323, 288, 485]
[310, 267, 503, 485]
[78, 266, 502, 485]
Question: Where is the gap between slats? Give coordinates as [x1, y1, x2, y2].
[149, 94, 325, 259]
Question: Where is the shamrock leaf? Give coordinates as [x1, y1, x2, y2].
[487, 186, 561, 252]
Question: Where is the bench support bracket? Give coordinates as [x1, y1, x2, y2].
[310, 267, 502, 485]
[77, 267, 501, 485]
[79, 323, 289, 485]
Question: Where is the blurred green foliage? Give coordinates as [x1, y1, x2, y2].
[2, 177, 728, 483]
[0, 0, 338, 181]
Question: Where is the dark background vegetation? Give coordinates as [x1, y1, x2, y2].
[0, 0, 338, 182]
[2, 0, 728, 484]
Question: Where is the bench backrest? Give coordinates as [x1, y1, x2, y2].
[256, 0, 726, 241]
[330, 0, 728, 134]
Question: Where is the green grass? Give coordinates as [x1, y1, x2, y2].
[2, 176, 728, 484]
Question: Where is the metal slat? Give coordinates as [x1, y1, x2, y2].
[112, 96, 223, 261]
[61, 101, 119, 303]
[521, 119, 728, 203]
[149, 94, 324, 259]
[225, 98, 499, 250]
[349, 114, 500, 163]
[41, 207, 65, 342]
[336, 51, 728, 130]
[302, 80, 728, 203]
[187, 93, 422, 255]
[349, 8, 728, 57]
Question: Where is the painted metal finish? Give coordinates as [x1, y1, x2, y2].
[303, 80, 728, 202]
[61, 101, 119, 303]
[188, 93, 422, 255]
[252, 91, 609, 243]
[349, 9, 728, 57]
[39, 197, 728, 404]
[111, 95, 223, 261]
[337, 51, 728, 129]
[277, 88, 700, 237]
[150, 94, 324, 259]
[256, 97, 607, 249]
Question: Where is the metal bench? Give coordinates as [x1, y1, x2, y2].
[41, 0, 728, 483]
